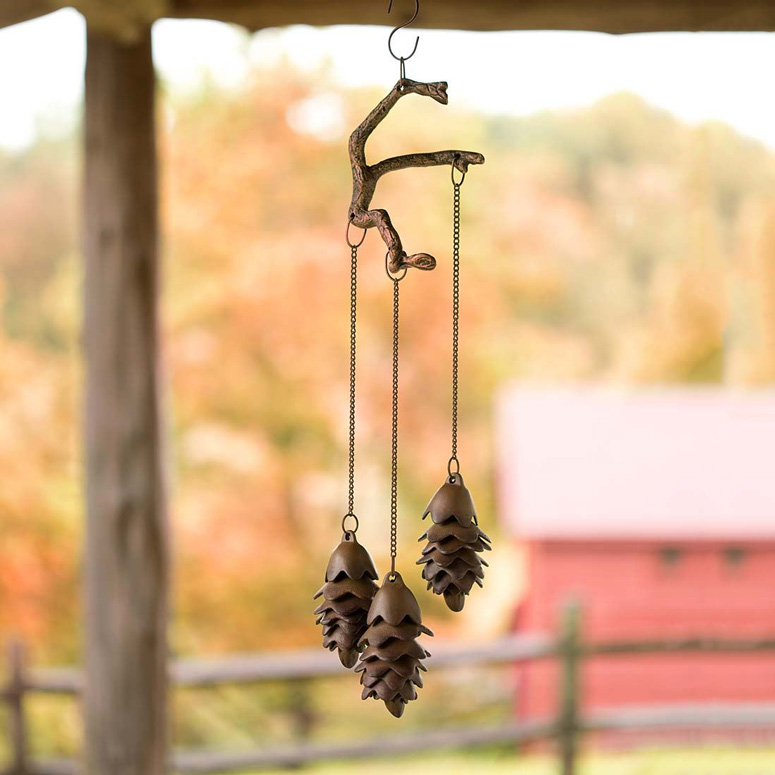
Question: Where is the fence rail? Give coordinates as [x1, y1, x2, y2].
[4, 603, 775, 775]
[18, 632, 556, 695]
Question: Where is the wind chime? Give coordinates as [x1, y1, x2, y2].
[313, 0, 491, 717]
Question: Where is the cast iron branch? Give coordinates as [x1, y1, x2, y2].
[348, 79, 485, 273]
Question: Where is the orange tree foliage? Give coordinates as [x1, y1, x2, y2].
[1, 66, 775, 661]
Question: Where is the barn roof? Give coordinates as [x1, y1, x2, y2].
[497, 388, 775, 541]
[5, 0, 775, 39]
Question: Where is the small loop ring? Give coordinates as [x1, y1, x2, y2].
[341, 512, 359, 534]
[447, 456, 461, 481]
[385, 252, 408, 282]
[451, 158, 466, 187]
[346, 217, 367, 248]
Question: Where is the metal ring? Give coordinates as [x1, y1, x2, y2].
[451, 158, 466, 187]
[341, 512, 359, 534]
[385, 251, 408, 282]
[447, 456, 461, 481]
[346, 218, 367, 248]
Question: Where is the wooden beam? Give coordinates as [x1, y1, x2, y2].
[23, 633, 556, 694]
[5, 0, 775, 33]
[169, 633, 556, 687]
[22, 629, 775, 698]
[167, 0, 775, 32]
[0, 0, 55, 29]
[587, 636, 775, 656]
[83, 25, 169, 775]
[586, 702, 775, 730]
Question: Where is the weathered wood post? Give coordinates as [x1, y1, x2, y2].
[287, 679, 315, 769]
[83, 26, 169, 775]
[6, 640, 29, 775]
[557, 600, 581, 775]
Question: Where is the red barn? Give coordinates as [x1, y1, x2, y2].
[497, 388, 775, 729]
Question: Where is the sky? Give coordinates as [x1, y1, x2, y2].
[1, 9, 775, 151]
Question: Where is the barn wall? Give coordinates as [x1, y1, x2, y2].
[518, 539, 775, 721]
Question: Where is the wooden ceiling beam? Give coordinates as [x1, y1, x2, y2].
[0, 0, 59, 29]
[166, 0, 775, 33]
[3, 0, 775, 34]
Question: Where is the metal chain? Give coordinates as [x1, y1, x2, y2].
[389, 273, 401, 576]
[347, 243, 358, 517]
[449, 166, 463, 480]
[340, 238, 360, 535]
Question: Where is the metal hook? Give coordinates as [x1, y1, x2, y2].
[387, 0, 420, 63]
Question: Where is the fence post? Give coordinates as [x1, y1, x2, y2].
[6, 640, 29, 775]
[287, 679, 315, 769]
[558, 600, 581, 775]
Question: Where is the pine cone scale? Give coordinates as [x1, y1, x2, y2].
[421, 521, 481, 543]
[313, 596, 372, 617]
[416, 546, 481, 567]
[361, 639, 428, 662]
[355, 654, 425, 679]
[420, 535, 490, 555]
[422, 483, 476, 525]
[314, 577, 380, 600]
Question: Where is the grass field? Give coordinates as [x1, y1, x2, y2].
[275, 747, 775, 775]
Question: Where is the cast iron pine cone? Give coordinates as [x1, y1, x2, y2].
[417, 474, 491, 612]
[355, 572, 433, 718]
[313, 531, 379, 668]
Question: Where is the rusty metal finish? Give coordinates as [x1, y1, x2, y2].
[348, 78, 484, 273]
[417, 474, 491, 612]
[355, 572, 432, 717]
[314, 531, 379, 668]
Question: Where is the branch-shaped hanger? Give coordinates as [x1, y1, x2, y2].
[348, 80, 484, 274]
[347, 0, 484, 274]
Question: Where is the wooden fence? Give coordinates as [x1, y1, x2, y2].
[4, 602, 775, 775]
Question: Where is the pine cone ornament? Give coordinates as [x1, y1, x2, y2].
[417, 474, 491, 612]
[314, 531, 379, 668]
[355, 572, 433, 718]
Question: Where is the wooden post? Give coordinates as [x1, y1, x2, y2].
[6, 641, 28, 775]
[287, 680, 315, 769]
[557, 600, 581, 775]
[83, 26, 169, 775]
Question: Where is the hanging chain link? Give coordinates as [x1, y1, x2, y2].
[342, 217, 366, 535]
[449, 163, 464, 481]
[389, 272, 401, 576]
[346, 242, 358, 519]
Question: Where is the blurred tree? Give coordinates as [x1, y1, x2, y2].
[1, 66, 775, 663]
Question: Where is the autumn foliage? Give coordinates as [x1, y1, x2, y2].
[1, 64, 775, 666]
